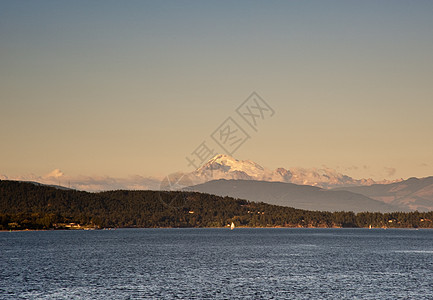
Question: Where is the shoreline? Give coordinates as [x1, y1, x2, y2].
[2, 226, 432, 232]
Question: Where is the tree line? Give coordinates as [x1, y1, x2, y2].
[1, 180, 433, 230]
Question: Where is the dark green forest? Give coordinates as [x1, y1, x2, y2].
[1, 180, 433, 230]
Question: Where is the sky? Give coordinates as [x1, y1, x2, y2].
[1, 0, 433, 186]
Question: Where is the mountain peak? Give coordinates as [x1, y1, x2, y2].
[206, 154, 238, 165]
[196, 154, 265, 176]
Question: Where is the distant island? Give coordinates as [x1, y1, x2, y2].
[1, 180, 432, 230]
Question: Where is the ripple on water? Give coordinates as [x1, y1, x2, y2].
[1, 228, 433, 299]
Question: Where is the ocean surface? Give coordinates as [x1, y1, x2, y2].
[1, 228, 433, 299]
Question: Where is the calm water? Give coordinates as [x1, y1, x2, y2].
[1, 228, 433, 299]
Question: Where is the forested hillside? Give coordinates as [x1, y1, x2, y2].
[1, 180, 433, 230]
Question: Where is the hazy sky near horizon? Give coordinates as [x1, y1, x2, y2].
[1, 0, 433, 181]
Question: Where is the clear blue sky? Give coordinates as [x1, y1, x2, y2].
[1, 0, 433, 180]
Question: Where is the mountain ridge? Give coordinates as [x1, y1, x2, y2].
[185, 155, 433, 212]
[184, 179, 406, 213]
[1, 180, 431, 230]
[190, 154, 401, 189]
[332, 176, 433, 211]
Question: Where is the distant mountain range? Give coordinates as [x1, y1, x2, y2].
[332, 177, 433, 211]
[2, 180, 432, 230]
[0, 154, 401, 192]
[3, 154, 432, 212]
[184, 179, 406, 213]
[183, 155, 433, 212]
[189, 154, 400, 188]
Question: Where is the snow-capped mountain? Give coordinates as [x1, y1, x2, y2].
[190, 154, 399, 188]
[193, 154, 286, 182]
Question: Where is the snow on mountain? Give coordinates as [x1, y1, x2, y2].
[193, 154, 268, 181]
[190, 154, 399, 189]
[197, 154, 265, 176]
